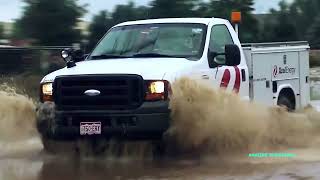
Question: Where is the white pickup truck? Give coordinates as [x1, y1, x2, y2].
[37, 18, 310, 149]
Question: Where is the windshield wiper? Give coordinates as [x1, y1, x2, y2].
[89, 54, 129, 60]
[90, 53, 183, 60]
[131, 53, 181, 58]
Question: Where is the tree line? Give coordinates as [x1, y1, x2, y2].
[3, 0, 320, 49]
[0, 24, 4, 39]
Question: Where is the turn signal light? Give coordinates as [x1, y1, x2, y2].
[40, 83, 53, 102]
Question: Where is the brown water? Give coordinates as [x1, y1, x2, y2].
[167, 78, 320, 154]
[1, 78, 320, 180]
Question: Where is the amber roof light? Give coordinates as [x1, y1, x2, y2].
[231, 11, 242, 24]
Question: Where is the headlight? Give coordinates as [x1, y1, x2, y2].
[145, 80, 170, 101]
[150, 81, 165, 94]
[42, 83, 53, 95]
[40, 83, 53, 102]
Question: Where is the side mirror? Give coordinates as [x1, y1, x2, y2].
[225, 44, 241, 66]
[61, 48, 86, 68]
[208, 44, 241, 68]
[207, 51, 224, 68]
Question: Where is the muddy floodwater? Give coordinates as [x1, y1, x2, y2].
[3, 140, 320, 180]
[2, 68, 320, 180]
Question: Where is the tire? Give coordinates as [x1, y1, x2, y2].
[277, 95, 295, 112]
[41, 136, 79, 155]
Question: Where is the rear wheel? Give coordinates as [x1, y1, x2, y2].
[277, 93, 295, 112]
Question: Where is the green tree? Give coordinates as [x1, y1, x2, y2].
[87, 2, 151, 51]
[0, 23, 4, 39]
[16, 0, 86, 46]
[273, 2, 298, 41]
[149, 0, 199, 18]
[307, 15, 320, 48]
[87, 11, 114, 50]
[207, 0, 259, 42]
[135, 6, 151, 20]
[195, 2, 211, 17]
[260, 1, 298, 42]
[12, 20, 27, 39]
[290, 0, 320, 40]
[111, 2, 147, 24]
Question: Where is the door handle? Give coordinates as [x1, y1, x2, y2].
[241, 69, 246, 81]
[202, 75, 209, 80]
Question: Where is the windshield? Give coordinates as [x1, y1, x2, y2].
[89, 23, 207, 60]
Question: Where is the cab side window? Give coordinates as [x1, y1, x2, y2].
[209, 25, 234, 65]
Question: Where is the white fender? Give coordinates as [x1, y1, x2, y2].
[274, 84, 297, 106]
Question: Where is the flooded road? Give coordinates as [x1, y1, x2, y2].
[3, 145, 320, 180]
[1, 68, 320, 180]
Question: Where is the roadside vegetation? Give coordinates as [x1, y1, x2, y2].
[4, 0, 319, 50]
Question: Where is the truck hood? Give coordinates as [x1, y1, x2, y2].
[41, 58, 195, 83]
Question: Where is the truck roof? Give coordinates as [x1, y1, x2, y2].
[114, 18, 228, 27]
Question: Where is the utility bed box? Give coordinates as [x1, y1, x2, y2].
[243, 41, 310, 108]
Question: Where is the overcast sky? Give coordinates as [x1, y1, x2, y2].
[0, 0, 293, 22]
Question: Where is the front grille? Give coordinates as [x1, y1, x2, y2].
[53, 75, 145, 111]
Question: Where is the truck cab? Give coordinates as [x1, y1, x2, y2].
[37, 18, 310, 145]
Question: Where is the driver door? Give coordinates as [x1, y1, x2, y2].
[207, 24, 241, 94]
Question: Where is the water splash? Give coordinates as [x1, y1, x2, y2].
[167, 77, 320, 155]
[0, 84, 42, 157]
[0, 84, 38, 141]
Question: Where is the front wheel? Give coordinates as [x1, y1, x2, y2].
[41, 136, 79, 155]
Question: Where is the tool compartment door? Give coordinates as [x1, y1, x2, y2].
[271, 52, 300, 107]
[251, 53, 274, 106]
[299, 50, 310, 107]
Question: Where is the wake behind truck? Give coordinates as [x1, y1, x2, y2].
[37, 17, 310, 151]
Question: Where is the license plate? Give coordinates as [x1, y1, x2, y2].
[80, 122, 102, 135]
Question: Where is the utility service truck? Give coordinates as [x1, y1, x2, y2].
[37, 16, 310, 151]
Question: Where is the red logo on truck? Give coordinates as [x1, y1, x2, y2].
[273, 65, 278, 77]
[233, 66, 241, 93]
[220, 69, 231, 89]
[273, 65, 296, 78]
[219, 67, 241, 94]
